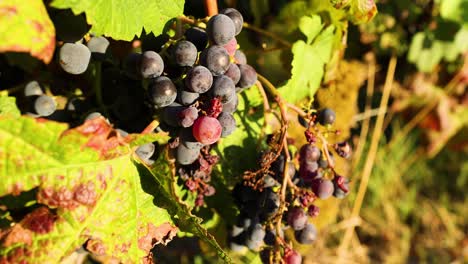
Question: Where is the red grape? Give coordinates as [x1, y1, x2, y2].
[192, 116, 222, 144]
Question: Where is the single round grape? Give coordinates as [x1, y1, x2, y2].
[178, 106, 198, 128]
[220, 8, 244, 35]
[295, 223, 317, 244]
[184, 27, 208, 51]
[230, 225, 245, 237]
[173, 40, 198, 67]
[224, 63, 241, 85]
[287, 207, 307, 231]
[185, 66, 213, 93]
[217, 112, 236, 137]
[206, 14, 236, 45]
[246, 223, 265, 251]
[192, 116, 222, 145]
[223, 37, 237, 56]
[148, 76, 177, 108]
[177, 88, 200, 105]
[24, 81, 43, 96]
[307, 204, 320, 217]
[211, 75, 236, 103]
[176, 143, 200, 165]
[238, 64, 257, 88]
[317, 108, 336, 125]
[312, 179, 334, 200]
[234, 50, 247, 65]
[87, 36, 109, 54]
[222, 94, 238, 114]
[33, 95, 56, 117]
[298, 115, 310, 128]
[299, 144, 321, 162]
[299, 161, 319, 180]
[140, 51, 164, 78]
[135, 143, 155, 161]
[59, 43, 91, 75]
[200, 45, 230, 76]
[283, 249, 302, 264]
[263, 175, 279, 189]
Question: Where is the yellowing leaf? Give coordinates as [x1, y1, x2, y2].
[51, 0, 184, 41]
[0, 0, 55, 63]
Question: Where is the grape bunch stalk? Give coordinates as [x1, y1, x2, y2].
[231, 107, 352, 263]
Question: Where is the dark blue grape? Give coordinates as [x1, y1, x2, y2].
[173, 40, 197, 67]
[185, 66, 213, 93]
[207, 14, 236, 45]
[318, 108, 336, 125]
[87, 36, 109, 54]
[140, 51, 164, 78]
[294, 223, 317, 244]
[135, 143, 156, 161]
[312, 179, 334, 200]
[24, 81, 43, 96]
[176, 143, 200, 165]
[287, 207, 307, 231]
[234, 50, 247, 65]
[224, 63, 241, 85]
[59, 43, 91, 75]
[238, 64, 257, 88]
[200, 45, 230, 76]
[220, 8, 244, 35]
[217, 112, 236, 137]
[148, 76, 177, 108]
[211, 75, 236, 103]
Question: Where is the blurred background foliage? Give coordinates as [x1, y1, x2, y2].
[166, 0, 468, 263]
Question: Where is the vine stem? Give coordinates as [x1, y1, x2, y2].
[243, 23, 292, 48]
[204, 0, 218, 16]
[338, 55, 397, 258]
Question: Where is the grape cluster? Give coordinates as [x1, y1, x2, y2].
[229, 108, 351, 263]
[12, 8, 257, 207]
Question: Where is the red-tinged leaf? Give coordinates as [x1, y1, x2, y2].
[0, 0, 55, 63]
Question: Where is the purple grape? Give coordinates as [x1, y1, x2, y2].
[148, 76, 177, 108]
[176, 143, 200, 165]
[224, 63, 241, 85]
[220, 8, 244, 35]
[211, 75, 236, 103]
[59, 43, 91, 75]
[238, 64, 257, 88]
[318, 108, 336, 125]
[200, 45, 230, 76]
[217, 112, 236, 137]
[177, 88, 200, 106]
[140, 51, 164, 78]
[299, 144, 321, 162]
[24, 81, 43, 96]
[312, 179, 334, 200]
[295, 223, 317, 244]
[87, 36, 109, 54]
[31, 95, 56, 117]
[185, 66, 213, 93]
[178, 106, 198, 127]
[234, 50, 247, 65]
[222, 94, 238, 114]
[206, 14, 236, 45]
[173, 40, 198, 67]
[307, 205, 320, 217]
[287, 207, 307, 231]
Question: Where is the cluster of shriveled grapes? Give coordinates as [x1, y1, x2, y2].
[12, 8, 256, 207]
[229, 108, 351, 264]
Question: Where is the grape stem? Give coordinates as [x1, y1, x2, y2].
[242, 23, 292, 48]
[204, 0, 218, 16]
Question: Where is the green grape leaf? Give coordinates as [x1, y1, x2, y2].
[0, 0, 55, 63]
[50, 0, 184, 41]
[0, 116, 177, 263]
[141, 153, 231, 263]
[299, 15, 323, 44]
[215, 87, 264, 185]
[0, 96, 21, 117]
[279, 19, 335, 103]
[440, 0, 468, 25]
